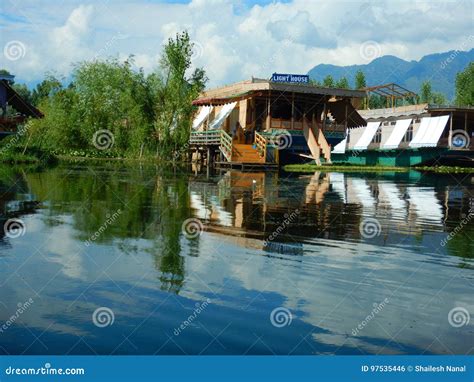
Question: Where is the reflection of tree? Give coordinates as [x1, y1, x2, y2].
[24, 163, 190, 294]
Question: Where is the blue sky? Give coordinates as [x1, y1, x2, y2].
[1, 0, 473, 87]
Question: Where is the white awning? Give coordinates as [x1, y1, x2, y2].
[409, 115, 449, 148]
[208, 102, 237, 130]
[192, 106, 213, 130]
[353, 122, 381, 150]
[382, 118, 412, 149]
[332, 130, 347, 154]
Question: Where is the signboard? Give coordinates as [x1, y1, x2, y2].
[271, 73, 309, 84]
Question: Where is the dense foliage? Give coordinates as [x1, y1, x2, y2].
[455, 62, 474, 106]
[7, 31, 207, 160]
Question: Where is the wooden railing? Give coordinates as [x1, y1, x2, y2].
[189, 130, 221, 145]
[219, 130, 233, 162]
[254, 131, 267, 158]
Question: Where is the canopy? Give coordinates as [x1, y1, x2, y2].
[208, 102, 237, 130]
[353, 122, 381, 150]
[192, 106, 213, 130]
[332, 130, 348, 154]
[382, 118, 412, 149]
[409, 115, 449, 148]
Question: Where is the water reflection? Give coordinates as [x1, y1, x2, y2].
[0, 164, 472, 355]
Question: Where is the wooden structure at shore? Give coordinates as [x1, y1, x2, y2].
[0, 73, 43, 139]
[188, 78, 366, 168]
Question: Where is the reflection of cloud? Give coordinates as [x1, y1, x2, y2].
[46, 219, 84, 280]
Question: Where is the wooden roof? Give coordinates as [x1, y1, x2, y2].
[2, 80, 43, 118]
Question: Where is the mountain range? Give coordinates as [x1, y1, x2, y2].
[307, 49, 474, 100]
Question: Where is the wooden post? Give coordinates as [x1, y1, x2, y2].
[291, 92, 295, 130]
[448, 111, 453, 148]
[322, 102, 327, 131]
[266, 91, 271, 131]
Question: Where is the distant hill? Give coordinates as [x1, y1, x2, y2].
[307, 49, 474, 101]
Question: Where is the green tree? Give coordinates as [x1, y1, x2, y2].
[455, 62, 474, 106]
[322, 75, 335, 88]
[31, 75, 63, 105]
[419, 80, 446, 105]
[335, 77, 350, 89]
[355, 70, 366, 89]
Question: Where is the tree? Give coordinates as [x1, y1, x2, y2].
[153, 31, 207, 156]
[12, 83, 32, 104]
[355, 70, 366, 89]
[455, 62, 474, 106]
[419, 80, 446, 105]
[31, 75, 63, 105]
[322, 75, 335, 88]
[335, 77, 350, 89]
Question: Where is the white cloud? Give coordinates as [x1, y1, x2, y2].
[0, 0, 472, 87]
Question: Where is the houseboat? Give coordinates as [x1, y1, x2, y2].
[332, 103, 474, 166]
[188, 76, 366, 168]
[0, 73, 43, 139]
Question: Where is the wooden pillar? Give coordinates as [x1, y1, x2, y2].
[344, 101, 348, 131]
[239, 99, 247, 130]
[322, 102, 327, 131]
[266, 91, 271, 131]
[291, 92, 295, 130]
[448, 111, 453, 148]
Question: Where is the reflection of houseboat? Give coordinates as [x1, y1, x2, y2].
[0, 73, 43, 139]
[332, 103, 474, 166]
[189, 77, 366, 167]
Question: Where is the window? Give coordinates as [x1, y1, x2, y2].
[372, 127, 382, 144]
[403, 124, 413, 143]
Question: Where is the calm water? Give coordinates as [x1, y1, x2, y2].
[0, 163, 473, 355]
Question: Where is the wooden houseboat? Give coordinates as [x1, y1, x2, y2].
[188, 77, 366, 168]
[333, 103, 474, 166]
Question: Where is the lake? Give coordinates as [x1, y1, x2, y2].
[0, 163, 473, 355]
